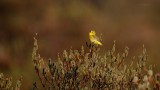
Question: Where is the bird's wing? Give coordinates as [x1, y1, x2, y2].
[94, 35, 101, 41]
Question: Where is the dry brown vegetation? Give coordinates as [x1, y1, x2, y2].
[31, 36, 160, 90]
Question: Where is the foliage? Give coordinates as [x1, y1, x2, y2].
[32, 37, 160, 90]
[0, 73, 22, 90]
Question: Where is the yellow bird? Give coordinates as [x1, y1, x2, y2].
[89, 30, 102, 46]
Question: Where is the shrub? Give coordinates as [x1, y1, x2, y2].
[32, 37, 160, 90]
[0, 73, 22, 90]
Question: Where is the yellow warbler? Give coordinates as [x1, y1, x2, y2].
[89, 30, 102, 46]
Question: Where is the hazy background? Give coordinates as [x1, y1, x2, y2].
[0, 0, 160, 89]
